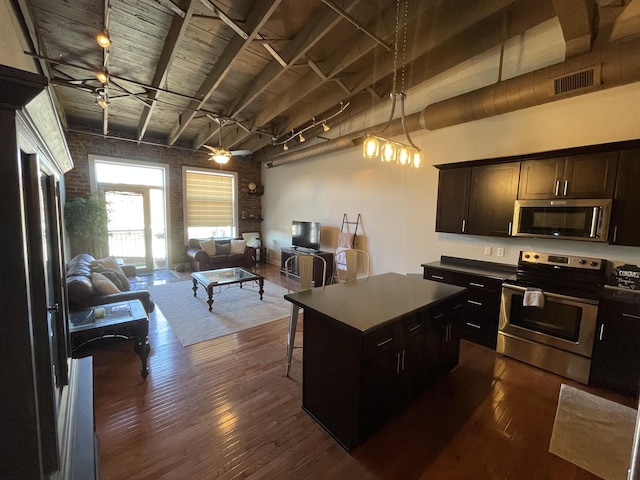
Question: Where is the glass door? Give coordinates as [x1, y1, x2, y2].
[104, 188, 166, 273]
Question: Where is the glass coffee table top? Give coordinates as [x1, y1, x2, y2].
[191, 267, 264, 311]
[191, 267, 259, 286]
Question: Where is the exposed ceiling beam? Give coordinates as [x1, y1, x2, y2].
[193, 0, 358, 149]
[551, 0, 596, 56]
[137, 0, 197, 142]
[167, 0, 282, 146]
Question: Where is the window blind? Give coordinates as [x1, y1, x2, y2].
[185, 171, 233, 227]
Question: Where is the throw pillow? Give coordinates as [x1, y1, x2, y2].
[216, 242, 231, 255]
[230, 239, 247, 254]
[200, 238, 216, 256]
[101, 269, 131, 292]
[91, 256, 125, 276]
[91, 272, 120, 295]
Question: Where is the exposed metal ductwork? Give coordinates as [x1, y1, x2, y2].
[423, 35, 640, 130]
[262, 34, 640, 167]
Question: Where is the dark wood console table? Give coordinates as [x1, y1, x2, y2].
[285, 273, 466, 450]
[280, 247, 334, 286]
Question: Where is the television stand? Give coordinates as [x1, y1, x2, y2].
[280, 247, 334, 286]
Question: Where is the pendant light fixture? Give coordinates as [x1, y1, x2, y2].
[362, 0, 422, 168]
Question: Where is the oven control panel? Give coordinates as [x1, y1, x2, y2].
[520, 251, 603, 270]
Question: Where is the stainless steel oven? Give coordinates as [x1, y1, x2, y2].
[497, 251, 605, 384]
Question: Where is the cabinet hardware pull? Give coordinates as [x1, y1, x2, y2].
[466, 322, 481, 329]
[508, 221, 512, 236]
[469, 282, 485, 288]
[445, 324, 451, 342]
[409, 323, 423, 332]
[401, 350, 405, 371]
[598, 324, 605, 341]
[613, 225, 618, 243]
[468, 300, 483, 306]
[377, 337, 393, 347]
[563, 180, 569, 196]
[453, 303, 463, 310]
[554, 180, 560, 196]
[623, 313, 640, 320]
[433, 313, 445, 320]
[461, 219, 466, 233]
[396, 352, 401, 374]
[431, 274, 444, 280]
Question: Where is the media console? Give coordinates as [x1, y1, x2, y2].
[280, 247, 334, 286]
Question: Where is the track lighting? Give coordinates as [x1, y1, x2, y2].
[97, 32, 111, 48]
[96, 96, 109, 109]
[323, 122, 330, 132]
[96, 71, 108, 84]
[283, 143, 289, 151]
[299, 133, 305, 143]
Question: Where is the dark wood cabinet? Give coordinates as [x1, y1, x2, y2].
[436, 167, 470, 233]
[436, 163, 519, 237]
[280, 247, 334, 286]
[589, 294, 640, 397]
[468, 162, 520, 236]
[610, 148, 640, 246]
[289, 273, 466, 450]
[518, 152, 618, 199]
[423, 257, 515, 350]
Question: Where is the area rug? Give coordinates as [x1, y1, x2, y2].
[147, 279, 291, 347]
[549, 384, 636, 480]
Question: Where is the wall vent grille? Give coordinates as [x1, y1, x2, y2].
[553, 68, 597, 95]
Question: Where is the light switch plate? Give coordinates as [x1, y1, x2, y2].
[484, 246, 492, 256]
[497, 248, 505, 257]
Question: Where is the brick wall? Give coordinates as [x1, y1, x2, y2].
[64, 131, 262, 266]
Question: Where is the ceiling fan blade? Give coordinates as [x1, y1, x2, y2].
[230, 150, 253, 156]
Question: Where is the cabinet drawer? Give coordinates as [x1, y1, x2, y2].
[362, 324, 396, 359]
[423, 267, 455, 284]
[465, 290, 500, 314]
[456, 273, 501, 293]
[400, 314, 426, 337]
[461, 311, 499, 349]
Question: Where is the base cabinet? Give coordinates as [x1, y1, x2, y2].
[303, 294, 464, 450]
[589, 296, 640, 397]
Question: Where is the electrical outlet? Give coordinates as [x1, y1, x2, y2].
[496, 247, 505, 257]
[484, 246, 492, 256]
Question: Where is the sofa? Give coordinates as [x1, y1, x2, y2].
[66, 253, 155, 313]
[186, 238, 256, 272]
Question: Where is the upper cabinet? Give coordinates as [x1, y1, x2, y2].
[435, 167, 470, 234]
[518, 152, 618, 200]
[611, 148, 640, 246]
[436, 162, 520, 237]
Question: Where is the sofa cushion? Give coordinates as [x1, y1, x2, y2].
[200, 238, 216, 255]
[91, 272, 120, 295]
[99, 268, 131, 292]
[67, 275, 95, 301]
[230, 239, 247, 254]
[67, 253, 95, 277]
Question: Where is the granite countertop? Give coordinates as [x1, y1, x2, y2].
[422, 256, 517, 281]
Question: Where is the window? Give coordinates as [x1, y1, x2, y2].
[183, 167, 237, 240]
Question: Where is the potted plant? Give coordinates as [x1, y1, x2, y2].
[64, 192, 109, 257]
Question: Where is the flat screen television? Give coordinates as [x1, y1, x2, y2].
[292, 220, 321, 251]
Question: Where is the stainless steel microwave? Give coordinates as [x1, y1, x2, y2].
[512, 199, 612, 242]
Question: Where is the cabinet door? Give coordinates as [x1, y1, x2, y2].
[590, 299, 640, 397]
[563, 152, 618, 198]
[518, 158, 564, 199]
[611, 149, 640, 246]
[467, 162, 520, 236]
[436, 167, 471, 233]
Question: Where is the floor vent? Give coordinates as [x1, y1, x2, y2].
[553, 66, 600, 95]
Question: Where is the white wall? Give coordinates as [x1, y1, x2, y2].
[261, 82, 640, 274]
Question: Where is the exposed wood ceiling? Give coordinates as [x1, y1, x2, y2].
[16, 0, 639, 159]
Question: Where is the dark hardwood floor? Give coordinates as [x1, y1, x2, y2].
[89, 264, 635, 479]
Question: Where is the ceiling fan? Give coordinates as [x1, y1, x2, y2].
[203, 117, 252, 164]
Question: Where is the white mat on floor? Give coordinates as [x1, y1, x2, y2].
[549, 384, 636, 480]
[147, 279, 290, 347]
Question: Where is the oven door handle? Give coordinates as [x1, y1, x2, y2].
[502, 283, 599, 305]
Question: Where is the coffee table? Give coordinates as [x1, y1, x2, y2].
[69, 299, 150, 378]
[191, 267, 264, 311]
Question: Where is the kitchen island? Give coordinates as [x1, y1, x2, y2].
[285, 272, 466, 450]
